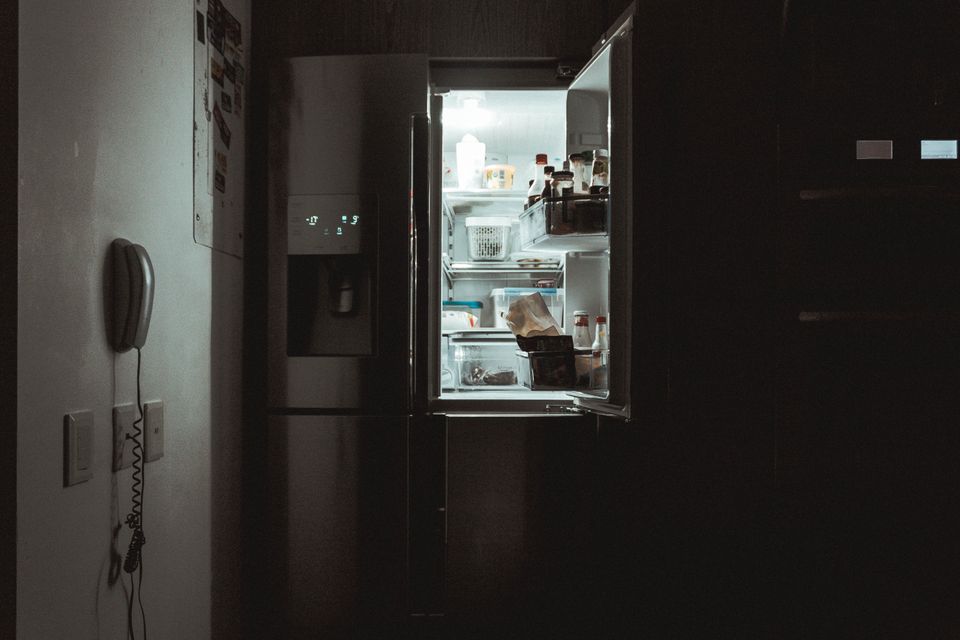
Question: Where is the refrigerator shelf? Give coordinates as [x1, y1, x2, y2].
[443, 189, 528, 216]
[519, 194, 610, 253]
[443, 188, 529, 200]
[442, 328, 513, 337]
[442, 255, 563, 282]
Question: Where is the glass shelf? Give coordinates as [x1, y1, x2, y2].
[442, 189, 528, 216]
[442, 255, 563, 282]
[443, 188, 529, 200]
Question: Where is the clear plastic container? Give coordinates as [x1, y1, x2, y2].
[490, 287, 564, 329]
[442, 300, 483, 315]
[516, 350, 592, 390]
[453, 340, 519, 387]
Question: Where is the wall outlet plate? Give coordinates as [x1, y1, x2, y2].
[144, 400, 164, 462]
[63, 410, 94, 486]
[112, 403, 137, 471]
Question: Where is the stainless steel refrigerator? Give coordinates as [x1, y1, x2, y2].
[265, 4, 660, 636]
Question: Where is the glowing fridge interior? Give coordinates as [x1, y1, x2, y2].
[428, 30, 634, 419]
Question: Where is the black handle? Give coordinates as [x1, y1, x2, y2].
[409, 113, 431, 412]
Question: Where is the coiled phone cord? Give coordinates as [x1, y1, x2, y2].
[124, 347, 147, 640]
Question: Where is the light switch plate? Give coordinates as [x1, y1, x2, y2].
[112, 404, 137, 471]
[64, 411, 94, 486]
[144, 400, 164, 462]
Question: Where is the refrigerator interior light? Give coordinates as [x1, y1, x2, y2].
[442, 104, 493, 128]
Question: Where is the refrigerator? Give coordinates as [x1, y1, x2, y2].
[265, 3, 656, 636]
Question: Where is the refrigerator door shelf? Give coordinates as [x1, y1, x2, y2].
[518, 194, 609, 253]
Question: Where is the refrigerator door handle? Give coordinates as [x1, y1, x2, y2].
[410, 112, 431, 412]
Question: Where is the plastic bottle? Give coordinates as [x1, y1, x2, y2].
[456, 134, 486, 190]
[591, 315, 609, 390]
[526, 153, 549, 207]
[572, 311, 591, 349]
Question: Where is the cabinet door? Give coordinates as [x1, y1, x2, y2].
[444, 414, 597, 638]
[266, 416, 407, 639]
[775, 317, 960, 638]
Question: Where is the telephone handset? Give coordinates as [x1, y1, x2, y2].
[111, 238, 155, 352]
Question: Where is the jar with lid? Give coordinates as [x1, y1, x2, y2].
[590, 149, 609, 188]
[551, 170, 574, 196]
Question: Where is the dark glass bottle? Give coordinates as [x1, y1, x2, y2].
[540, 165, 555, 201]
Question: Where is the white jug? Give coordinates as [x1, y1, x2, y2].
[456, 134, 485, 190]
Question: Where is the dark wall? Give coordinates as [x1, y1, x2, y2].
[247, 1, 960, 637]
[257, 0, 624, 59]
[1, 1, 16, 637]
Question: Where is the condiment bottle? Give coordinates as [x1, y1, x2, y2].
[551, 170, 576, 232]
[568, 153, 587, 193]
[526, 153, 549, 207]
[591, 315, 609, 390]
[581, 150, 595, 191]
[572, 311, 591, 349]
[540, 165, 555, 201]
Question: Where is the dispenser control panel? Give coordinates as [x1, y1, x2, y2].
[287, 194, 364, 255]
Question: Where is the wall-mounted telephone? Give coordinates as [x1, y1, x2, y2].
[111, 238, 155, 352]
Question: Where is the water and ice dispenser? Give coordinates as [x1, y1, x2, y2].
[285, 194, 377, 357]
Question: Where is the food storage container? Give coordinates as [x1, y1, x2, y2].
[515, 350, 592, 390]
[490, 287, 564, 329]
[483, 164, 516, 190]
[442, 300, 483, 316]
[450, 336, 520, 388]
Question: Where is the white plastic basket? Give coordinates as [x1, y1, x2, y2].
[465, 217, 512, 261]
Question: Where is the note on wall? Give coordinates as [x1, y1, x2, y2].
[194, 0, 245, 257]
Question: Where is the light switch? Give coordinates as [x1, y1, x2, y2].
[64, 411, 94, 486]
[144, 400, 164, 462]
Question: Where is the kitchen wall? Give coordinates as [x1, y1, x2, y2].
[18, 1, 246, 638]
[2, 2, 18, 638]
